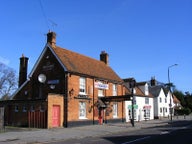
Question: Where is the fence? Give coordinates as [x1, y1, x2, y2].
[28, 110, 47, 128]
[0, 107, 4, 131]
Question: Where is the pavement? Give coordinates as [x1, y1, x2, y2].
[0, 115, 191, 144]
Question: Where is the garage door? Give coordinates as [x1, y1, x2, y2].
[52, 105, 60, 127]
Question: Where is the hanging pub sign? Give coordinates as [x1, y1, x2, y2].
[95, 81, 109, 90]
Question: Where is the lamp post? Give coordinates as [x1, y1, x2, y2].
[130, 78, 136, 127]
[168, 64, 178, 121]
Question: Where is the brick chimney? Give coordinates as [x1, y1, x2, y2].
[150, 77, 156, 86]
[47, 31, 56, 47]
[100, 51, 109, 66]
[19, 54, 28, 87]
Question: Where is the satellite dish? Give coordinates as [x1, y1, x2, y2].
[38, 74, 46, 83]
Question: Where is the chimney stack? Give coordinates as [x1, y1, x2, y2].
[150, 77, 156, 86]
[100, 51, 109, 66]
[47, 31, 56, 47]
[19, 54, 28, 87]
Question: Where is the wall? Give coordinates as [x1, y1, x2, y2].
[47, 94, 64, 128]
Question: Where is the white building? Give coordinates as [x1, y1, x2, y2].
[124, 79, 154, 122]
[149, 78, 175, 119]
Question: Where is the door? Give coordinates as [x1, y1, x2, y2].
[52, 105, 60, 127]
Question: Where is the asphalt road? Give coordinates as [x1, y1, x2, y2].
[49, 121, 192, 144]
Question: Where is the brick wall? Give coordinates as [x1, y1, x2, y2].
[47, 94, 64, 128]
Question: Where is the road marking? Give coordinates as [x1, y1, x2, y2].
[161, 131, 169, 135]
[121, 136, 151, 144]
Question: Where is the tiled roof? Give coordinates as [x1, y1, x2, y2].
[51, 46, 123, 82]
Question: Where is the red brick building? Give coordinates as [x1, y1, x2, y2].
[0, 31, 130, 128]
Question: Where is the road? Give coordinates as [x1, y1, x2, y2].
[49, 121, 192, 144]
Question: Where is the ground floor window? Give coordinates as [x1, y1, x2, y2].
[79, 101, 86, 119]
[113, 102, 118, 118]
[144, 109, 150, 119]
[128, 108, 137, 120]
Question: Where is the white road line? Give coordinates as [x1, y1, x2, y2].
[121, 136, 151, 144]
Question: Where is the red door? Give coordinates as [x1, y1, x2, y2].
[52, 105, 60, 127]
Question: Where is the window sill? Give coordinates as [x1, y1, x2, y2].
[79, 117, 88, 120]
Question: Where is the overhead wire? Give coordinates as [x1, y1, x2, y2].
[39, 0, 50, 30]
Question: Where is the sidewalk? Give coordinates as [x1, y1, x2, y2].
[0, 116, 191, 144]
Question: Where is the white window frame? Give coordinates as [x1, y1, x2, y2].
[113, 102, 118, 118]
[79, 77, 86, 95]
[79, 101, 86, 119]
[98, 89, 104, 97]
[113, 84, 117, 96]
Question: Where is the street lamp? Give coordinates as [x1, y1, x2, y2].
[168, 64, 178, 121]
[129, 78, 136, 127]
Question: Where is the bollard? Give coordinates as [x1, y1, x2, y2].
[184, 114, 186, 119]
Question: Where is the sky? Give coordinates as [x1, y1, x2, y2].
[0, 0, 191, 93]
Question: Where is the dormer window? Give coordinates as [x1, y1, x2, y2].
[79, 77, 86, 95]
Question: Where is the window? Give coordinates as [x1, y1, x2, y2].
[79, 77, 86, 95]
[165, 98, 167, 103]
[79, 102, 86, 119]
[160, 108, 162, 113]
[144, 109, 150, 119]
[23, 106, 27, 112]
[15, 106, 19, 112]
[129, 108, 136, 120]
[40, 105, 45, 112]
[30, 105, 35, 112]
[98, 89, 104, 97]
[113, 102, 118, 118]
[113, 84, 117, 96]
[145, 97, 149, 104]
[159, 97, 162, 103]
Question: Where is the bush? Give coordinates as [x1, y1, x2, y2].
[175, 108, 191, 115]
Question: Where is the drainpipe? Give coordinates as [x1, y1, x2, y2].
[93, 78, 95, 125]
[64, 73, 68, 128]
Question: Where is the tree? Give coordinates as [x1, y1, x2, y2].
[0, 63, 18, 100]
[173, 90, 186, 107]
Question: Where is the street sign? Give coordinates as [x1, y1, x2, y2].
[128, 105, 138, 109]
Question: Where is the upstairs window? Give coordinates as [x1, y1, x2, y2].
[159, 97, 162, 103]
[113, 84, 117, 96]
[145, 97, 149, 104]
[79, 77, 86, 95]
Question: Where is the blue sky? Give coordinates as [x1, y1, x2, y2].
[0, 0, 191, 93]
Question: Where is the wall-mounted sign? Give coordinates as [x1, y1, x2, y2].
[95, 81, 109, 90]
[43, 64, 54, 71]
[47, 79, 59, 84]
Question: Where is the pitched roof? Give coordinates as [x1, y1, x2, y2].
[51, 45, 123, 82]
[149, 85, 163, 97]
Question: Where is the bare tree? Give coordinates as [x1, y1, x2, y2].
[0, 63, 18, 100]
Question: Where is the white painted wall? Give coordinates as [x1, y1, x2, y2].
[125, 96, 154, 122]
[153, 88, 174, 118]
